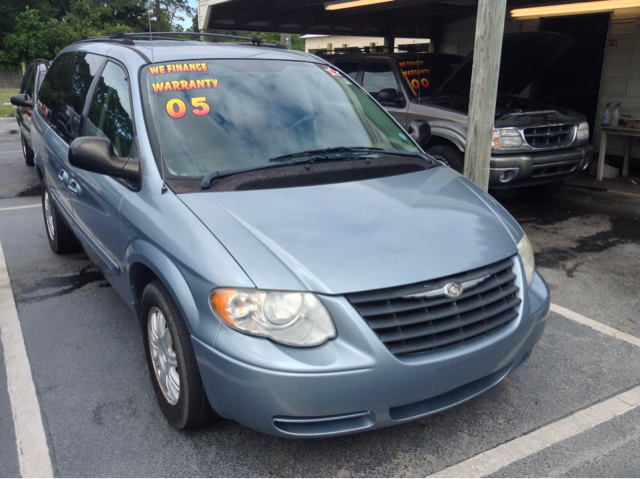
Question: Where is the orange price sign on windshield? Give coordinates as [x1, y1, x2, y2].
[165, 97, 211, 118]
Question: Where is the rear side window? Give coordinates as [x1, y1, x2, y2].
[84, 61, 134, 157]
[335, 61, 360, 80]
[37, 52, 104, 143]
[362, 61, 400, 96]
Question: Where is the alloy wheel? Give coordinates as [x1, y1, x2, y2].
[44, 191, 55, 240]
[148, 306, 180, 405]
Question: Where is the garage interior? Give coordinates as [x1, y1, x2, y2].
[198, 0, 640, 179]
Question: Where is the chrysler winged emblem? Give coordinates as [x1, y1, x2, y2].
[402, 274, 491, 300]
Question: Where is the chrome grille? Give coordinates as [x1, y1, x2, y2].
[524, 124, 575, 148]
[346, 258, 521, 356]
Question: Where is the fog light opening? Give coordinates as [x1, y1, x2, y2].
[499, 168, 519, 183]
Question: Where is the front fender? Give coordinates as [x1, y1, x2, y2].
[123, 239, 222, 347]
[429, 124, 467, 151]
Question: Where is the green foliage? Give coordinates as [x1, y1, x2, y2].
[0, 1, 306, 68]
[1, 0, 198, 69]
[1, 0, 138, 68]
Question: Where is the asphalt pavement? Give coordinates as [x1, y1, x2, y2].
[1, 115, 639, 477]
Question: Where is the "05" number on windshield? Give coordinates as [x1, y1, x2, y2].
[166, 97, 210, 119]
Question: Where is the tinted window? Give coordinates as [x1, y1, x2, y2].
[21, 65, 36, 99]
[397, 58, 461, 98]
[38, 52, 103, 143]
[362, 62, 400, 96]
[85, 62, 134, 157]
[335, 61, 360, 80]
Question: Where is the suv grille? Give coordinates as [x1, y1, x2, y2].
[345, 258, 521, 356]
[524, 124, 575, 148]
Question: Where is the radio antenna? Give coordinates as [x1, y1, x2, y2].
[148, 2, 168, 194]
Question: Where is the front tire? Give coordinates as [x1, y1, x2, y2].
[42, 179, 78, 254]
[142, 280, 214, 430]
[21, 134, 35, 167]
[427, 144, 464, 173]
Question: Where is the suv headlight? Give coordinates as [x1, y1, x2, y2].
[492, 128, 524, 149]
[517, 233, 535, 287]
[210, 288, 336, 347]
[576, 121, 589, 142]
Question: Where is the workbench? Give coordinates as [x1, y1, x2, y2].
[597, 126, 640, 180]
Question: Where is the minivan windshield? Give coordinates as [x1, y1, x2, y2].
[142, 59, 419, 178]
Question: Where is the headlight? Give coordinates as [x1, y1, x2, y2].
[577, 121, 589, 142]
[492, 128, 524, 149]
[517, 233, 535, 287]
[210, 288, 336, 347]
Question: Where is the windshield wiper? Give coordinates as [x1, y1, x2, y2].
[201, 155, 346, 189]
[201, 148, 433, 190]
[269, 146, 383, 162]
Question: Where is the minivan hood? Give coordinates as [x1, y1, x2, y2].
[179, 167, 519, 295]
[432, 32, 576, 98]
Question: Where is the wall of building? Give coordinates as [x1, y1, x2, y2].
[439, 18, 539, 56]
[304, 36, 429, 53]
[594, 7, 640, 159]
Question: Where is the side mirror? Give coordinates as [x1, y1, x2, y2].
[408, 120, 431, 148]
[11, 93, 33, 108]
[377, 88, 399, 104]
[69, 137, 140, 182]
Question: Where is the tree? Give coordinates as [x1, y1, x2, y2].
[1, 0, 137, 68]
[1, 0, 200, 68]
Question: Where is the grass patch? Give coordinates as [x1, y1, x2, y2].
[0, 89, 20, 117]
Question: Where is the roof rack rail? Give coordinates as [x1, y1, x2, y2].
[76, 36, 136, 46]
[75, 32, 288, 49]
[112, 31, 264, 44]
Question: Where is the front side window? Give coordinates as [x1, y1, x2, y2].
[85, 61, 134, 157]
[37, 52, 103, 143]
[142, 59, 419, 179]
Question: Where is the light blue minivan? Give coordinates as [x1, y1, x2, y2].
[27, 33, 549, 437]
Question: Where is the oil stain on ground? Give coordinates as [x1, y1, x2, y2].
[499, 189, 640, 276]
[13, 264, 110, 304]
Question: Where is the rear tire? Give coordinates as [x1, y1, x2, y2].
[142, 280, 214, 430]
[42, 179, 78, 254]
[22, 134, 34, 167]
[427, 144, 464, 173]
[517, 180, 564, 197]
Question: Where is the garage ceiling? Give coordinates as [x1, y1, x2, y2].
[200, 0, 591, 37]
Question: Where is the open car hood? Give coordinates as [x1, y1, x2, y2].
[179, 167, 520, 295]
[431, 32, 576, 98]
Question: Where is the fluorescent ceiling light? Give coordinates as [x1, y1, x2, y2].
[325, 0, 394, 11]
[512, 0, 640, 19]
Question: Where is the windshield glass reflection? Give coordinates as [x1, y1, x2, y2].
[143, 60, 418, 178]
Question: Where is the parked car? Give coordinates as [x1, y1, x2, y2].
[31, 33, 550, 437]
[11, 59, 50, 166]
[323, 32, 594, 194]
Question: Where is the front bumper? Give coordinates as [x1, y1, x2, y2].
[193, 267, 550, 438]
[489, 144, 594, 188]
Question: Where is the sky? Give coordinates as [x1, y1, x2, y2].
[178, 0, 198, 30]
